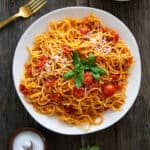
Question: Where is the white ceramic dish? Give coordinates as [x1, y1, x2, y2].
[13, 7, 141, 135]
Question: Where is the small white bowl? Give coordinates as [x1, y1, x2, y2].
[115, 0, 130, 1]
[12, 7, 141, 135]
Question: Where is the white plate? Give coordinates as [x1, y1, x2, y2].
[13, 7, 141, 135]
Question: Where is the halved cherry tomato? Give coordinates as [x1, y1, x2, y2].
[80, 27, 89, 35]
[73, 87, 85, 98]
[117, 81, 124, 89]
[26, 64, 32, 77]
[103, 83, 116, 96]
[110, 74, 119, 80]
[113, 32, 119, 42]
[126, 57, 133, 66]
[103, 27, 119, 42]
[44, 78, 56, 87]
[36, 55, 47, 69]
[61, 45, 72, 55]
[83, 71, 93, 85]
[19, 84, 29, 95]
[111, 30, 119, 42]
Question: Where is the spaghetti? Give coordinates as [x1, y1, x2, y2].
[19, 14, 134, 129]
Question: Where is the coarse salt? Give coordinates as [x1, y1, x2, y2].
[13, 131, 44, 150]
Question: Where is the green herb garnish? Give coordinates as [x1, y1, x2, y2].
[63, 51, 107, 88]
[63, 70, 75, 80]
[80, 145, 99, 150]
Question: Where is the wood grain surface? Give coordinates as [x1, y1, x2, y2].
[0, 0, 149, 150]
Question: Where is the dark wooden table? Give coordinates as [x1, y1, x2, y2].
[0, 0, 150, 150]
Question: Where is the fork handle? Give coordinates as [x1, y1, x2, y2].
[0, 13, 20, 29]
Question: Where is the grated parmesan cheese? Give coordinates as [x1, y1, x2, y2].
[102, 47, 112, 53]
[90, 37, 97, 44]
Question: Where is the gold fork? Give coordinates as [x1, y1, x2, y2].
[0, 0, 47, 29]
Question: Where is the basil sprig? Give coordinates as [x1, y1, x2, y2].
[80, 145, 99, 150]
[63, 51, 107, 88]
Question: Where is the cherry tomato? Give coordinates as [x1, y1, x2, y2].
[103, 83, 116, 96]
[113, 32, 119, 42]
[117, 81, 124, 89]
[44, 78, 56, 87]
[103, 27, 119, 42]
[102, 27, 109, 33]
[26, 64, 32, 77]
[127, 57, 133, 66]
[110, 74, 119, 80]
[73, 87, 85, 98]
[80, 27, 89, 35]
[83, 71, 93, 85]
[39, 55, 47, 64]
[36, 55, 47, 69]
[19, 84, 29, 95]
[62, 45, 72, 55]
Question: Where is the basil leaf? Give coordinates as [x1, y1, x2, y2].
[91, 71, 100, 80]
[73, 65, 82, 74]
[92, 66, 107, 75]
[88, 54, 95, 66]
[81, 59, 90, 70]
[75, 69, 84, 88]
[84, 65, 90, 70]
[88, 146, 99, 150]
[73, 51, 80, 67]
[81, 59, 87, 65]
[63, 70, 75, 80]
[80, 145, 99, 150]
